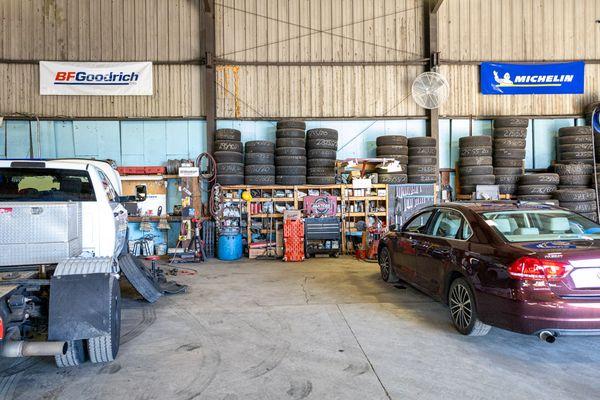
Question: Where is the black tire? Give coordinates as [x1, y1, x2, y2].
[459, 156, 493, 166]
[376, 145, 408, 156]
[276, 128, 305, 139]
[277, 165, 307, 175]
[494, 148, 526, 159]
[558, 126, 592, 137]
[245, 140, 275, 153]
[517, 184, 557, 196]
[494, 117, 529, 129]
[276, 175, 306, 185]
[245, 152, 274, 165]
[559, 143, 594, 153]
[385, 155, 409, 164]
[559, 174, 592, 187]
[460, 165, 493, 176]
[245, 164, 275, 175]
[275, 155, 307, 166]
[408, 146, 437, 156]
[307, 149, 336, 159]
[408, 164, 437, 175]
[493, 158, 524, 167]
[493, 167, 523, 175]
[214, 151, 243, 163]
[378, 173, 408, 184]
[561, 158, 595, 165]
[379, 247, 399, 283]
[408, 137, 436, 147]
[376, 135, 407, 146]
[408, 174, 436, 183]
[580, 212, 599, 222]
[55, 340, 85, 368]
[460, 185, 475, 194]
[460, 175, 495, 185]
[493, 138, 526, 149]
[215, 128, 241, 141]
[498, 184, 517, 194]
[307, 158, 336, 168]
[306, 176, 336, 185]
[558, 135, 592, 145]
[555, 163, 594, 175]
[118, 254, 162, 303]
[275, 146, 306, 157]
[277, 120, 306, 130]
[214, 140, 243, 152]
[561, 151, 594, 160]
[307, 167, 334, 176]
[245, 175, 275, 185]
[88, 275, 121, 363]
[409, 156, 437, 165]
[493, 127, 527, 139]
[459, 136, 492, 147]
[517, 194, 553, 201]
[448, 278, 491, 336]
[553, 188, 596, 202]
[217, 162, 243, 175]
[307, 138, 338, 150]
[306, 128, 338, 140]
[276, 138, 305, 148]
[495, 175, 520, 184]
[459, 146, 493, 157]
[217, 174, 244, 185]
[560, 201, 597, 213]
[518, 173, 559, 186]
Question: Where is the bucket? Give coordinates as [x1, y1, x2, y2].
[218, 233, 243, 261]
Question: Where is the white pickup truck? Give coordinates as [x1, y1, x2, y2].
[0, 159, 158, 367]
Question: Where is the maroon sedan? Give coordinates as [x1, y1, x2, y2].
[378, 201, 600, 341]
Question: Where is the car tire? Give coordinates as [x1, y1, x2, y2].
[214, 140, 243, 152]
[277, 120, 306, 130]
[378, 173, 408, 184]
[459, 136, 492, 147]
[245, 175, 275, 185]
[493, 158, 524, 168]
[378, 247, 399, 283]
[275, 146, 306, 156]
[493, 127, 527, 139]
[307, 138, 338, 150]
[459, 156, 493, 166]
[493, 138, 527, 149]
[518, 173, 560, 186]
[88, 275, 121, 363]
[459, 146, 493, 157]
[408, 137, 436, 147]
[376, 145, 408, 156]
[215, 128, 241, 141]
[306, 176, 336, 185]
[558, 126, 592, 137]
[459, 165, 493, 176]
[494, 117, 529, 129]
[408, 146, 437, 156]
[376, 135, 408, 146]
[277, 165, 307, 176]
[554, 163, 594, 175]
[306, 128, 338, 140]
[245, 140, 275, 153]
[553, 188, 596, 202]
[448, 277, 491, 336]
[245, 152, 274, 165]
[276, 138, 305, 148]
[276, 128, 306, 139]
[55, 340, 86, 368]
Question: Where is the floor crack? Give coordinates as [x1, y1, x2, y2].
[301, 276, 313, 304]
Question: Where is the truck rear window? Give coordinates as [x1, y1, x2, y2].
[0, 168, 96, 201]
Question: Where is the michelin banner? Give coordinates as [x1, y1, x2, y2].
[480, 61, 585, 95]
[40, 61, 153, 96]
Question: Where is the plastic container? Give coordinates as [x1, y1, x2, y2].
[218, 233, 243, 261]
[156, 243, 168, 256]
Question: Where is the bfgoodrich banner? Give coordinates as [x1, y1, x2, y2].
[480, 61, 585, 95]
[40, 61, 153, 96]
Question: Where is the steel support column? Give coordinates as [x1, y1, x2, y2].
[204, 0, 216, 154]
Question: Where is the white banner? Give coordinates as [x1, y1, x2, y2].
[40, 61, 153, 96]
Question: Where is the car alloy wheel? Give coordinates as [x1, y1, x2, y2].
[448, 278, 491, 336]
[378, 248, 399, 283]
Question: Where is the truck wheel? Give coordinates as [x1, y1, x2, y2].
[88, 275, 121, 363]
[55, 340, 85, 368]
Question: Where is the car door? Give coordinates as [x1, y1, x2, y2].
[415, 209, 471, 297]
[98, 169, 128, 256]
[391, 210, 434, 282]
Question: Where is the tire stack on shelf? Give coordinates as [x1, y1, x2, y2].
[244, 141, 275, 185]
[407, 137, 437, 184]
[275, 120, 307, 186]
[306, 128, 338, 185]
[214, 129, 244, 185]
[554, 163, 598, 221]
[558, 126, 594, 165]
[458, 136, 494, 195]
[516, 173, 559, 201]
[553, 188, 598, 221]
[493, 118, 528, 195]
[376, 135, 408, 184]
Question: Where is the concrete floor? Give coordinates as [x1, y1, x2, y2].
[2, 257, 600, 400]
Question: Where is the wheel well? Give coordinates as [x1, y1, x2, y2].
[443, 271, 465, 304]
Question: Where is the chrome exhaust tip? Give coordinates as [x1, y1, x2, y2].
[1, 341, 68, 357]
[538, 331, 556, 343]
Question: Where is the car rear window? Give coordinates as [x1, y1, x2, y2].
[480, 209, 600, 242]
[0, 168, 96, 202]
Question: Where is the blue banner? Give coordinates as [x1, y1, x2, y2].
[480, 61, 585, 95]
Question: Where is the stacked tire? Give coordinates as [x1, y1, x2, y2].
[555, 163, 593, 190]
[517, 173, 558, 201]
[407, 137, 437, 184]
[558, 126, 594, 165]
[493, 118, 528, 195]
[244, 141, 275, 185]
[376, 135, 408, 184]
[554, 188, 598, 221]
[458, 136, 494, 194]
[214, 129, 244, 185]
[276, 120, 307, 185]
[305, 128, 338, 185]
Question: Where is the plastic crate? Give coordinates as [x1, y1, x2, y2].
[283, 237, 304, 262]
[284, 219, 304, 238]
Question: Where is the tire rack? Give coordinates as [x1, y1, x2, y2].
[218, 184, 388, 254]
[453, 163, 515, 200]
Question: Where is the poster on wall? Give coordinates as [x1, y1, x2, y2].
[480, 61, 585, 95]
[40, 61, 153, 96]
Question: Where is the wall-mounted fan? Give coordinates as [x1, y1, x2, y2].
[411, 71, 449, 109]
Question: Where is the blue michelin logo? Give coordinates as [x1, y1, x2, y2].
[481, 62, 585, 95]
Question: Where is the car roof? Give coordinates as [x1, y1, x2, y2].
[0, 159, 89, 170]
[435, 201, 559, 213]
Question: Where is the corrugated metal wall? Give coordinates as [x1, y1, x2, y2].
[0, 0, 205, 118]
[214, 0, 427, 118]
[438, 0, 600, 117]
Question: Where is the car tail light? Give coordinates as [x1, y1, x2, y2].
[508, 256, 572, 282]
[0, 317, 4, 340]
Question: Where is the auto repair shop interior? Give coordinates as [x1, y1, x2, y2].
[1, 1, 600, 399]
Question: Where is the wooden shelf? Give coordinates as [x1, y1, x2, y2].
[250, 213, 284, 218]
[128, 215, 180, 222]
